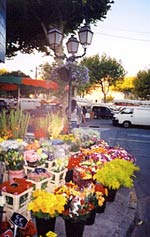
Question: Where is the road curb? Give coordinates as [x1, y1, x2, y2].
[113, 187, 138, 237]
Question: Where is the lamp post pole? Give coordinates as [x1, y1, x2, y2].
[47, 25, 93, 131]
[67, 69, 72, 130]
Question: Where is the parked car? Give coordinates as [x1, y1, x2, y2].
[112, 107, 150, 128]
[91, 105, 114, 119]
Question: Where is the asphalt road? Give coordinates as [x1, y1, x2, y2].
[81, 119, 150, 236]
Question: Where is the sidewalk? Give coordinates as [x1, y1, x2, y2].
[54, 187, 137, 237]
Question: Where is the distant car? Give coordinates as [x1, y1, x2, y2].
[0, 100, 8, 112]
[92, 106, 113, 119]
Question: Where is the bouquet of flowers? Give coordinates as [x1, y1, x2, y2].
[54, 182, 105, 222]
[4, 148, 25, 170]
[0, 178, 33, 194]
[0, 138, 28, 151]
[24, 147, 48, 167]
[93, 158, 140, 190]
[72, 128, 100, 148]
[27, 189, 67, 219]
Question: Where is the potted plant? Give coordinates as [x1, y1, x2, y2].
[3, 148, 25, 183]
[27, 189, 66, 236]
[93, 158, 140, 201]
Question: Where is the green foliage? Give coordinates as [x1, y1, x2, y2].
[0, 70, 29, 77]
[133, 69, 150, 100]
[0, 109, 30, 139]
[94, 159, 140, 190]
[4, 149, 24, 170]
[80, 54, 126, 102]
[6, 0, 114, 57]
[113, 76, 135, 92]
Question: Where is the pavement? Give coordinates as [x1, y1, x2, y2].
[54, 187, 137, 237]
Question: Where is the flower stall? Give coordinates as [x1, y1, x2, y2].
[0, 120, 140, 237]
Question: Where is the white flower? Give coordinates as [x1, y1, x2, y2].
[0, 139, 28, 151]
[72, 128, 100, 142]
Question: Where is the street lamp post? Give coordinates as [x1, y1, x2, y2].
[47, 25, 93, 130]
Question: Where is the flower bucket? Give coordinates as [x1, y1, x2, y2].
[8, 169, 25, 183]
[84, 209, 96, 225]
[96, 199, 106, 213]
[106, 188, 117, 202]
[65, 169, 73, 182]
[65, 219, 85, 237]
[35, 217, 56, 236]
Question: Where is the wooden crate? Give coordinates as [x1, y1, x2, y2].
[2, 187, 33, 221]
[48, 169, 67, 192]
[45, 160, 55, 170]
[23, 164, 45, 176]
[26, 177, 51, 191]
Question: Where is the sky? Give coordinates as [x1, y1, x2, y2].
[0, 0, 150, 79]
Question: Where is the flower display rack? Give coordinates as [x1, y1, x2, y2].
[2, 187, 33, 221]
[23, 164, 45, 176]
[48, 169, 67, 192]
[45, 160, 55, 170]
[27, 177, 51, 191]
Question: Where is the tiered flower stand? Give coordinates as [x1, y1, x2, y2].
[45, 160, 55, 170]
[2, 187, 33, 221]
[23, 164, 45, 176]
[48, 168, 67, 192]
[27, 177, 51, 191]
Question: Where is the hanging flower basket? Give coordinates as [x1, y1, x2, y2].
[51, 62, 89, 86]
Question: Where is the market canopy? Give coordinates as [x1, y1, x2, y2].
[0, 76, 58, 91]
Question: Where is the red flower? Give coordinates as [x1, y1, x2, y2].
[95, 183, 107, 196]
[67, 154, 84, 170]
[0, 221, 11, 234]
[19, 220, 37, 236]
[0, 178, 33, 194]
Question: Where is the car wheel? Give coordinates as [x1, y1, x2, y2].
[123, 121, 131, 128]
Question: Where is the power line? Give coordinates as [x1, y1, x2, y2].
[96, 26, 150, 35]
[95, 32, 150, 42]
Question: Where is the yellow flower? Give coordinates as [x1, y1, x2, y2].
[28, 189, 66, 218]
[46, 231, 57, 237]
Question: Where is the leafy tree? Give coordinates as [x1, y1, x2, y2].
[80, 54, 126, 102]
[0, 70, 29, 77]
[112, 76, 135, 98]
[6, 0, 114, 57]
[77, 82, 93, 97]
[39, 62, 55, 80]
[0, 68, 8, 75]
[133, 69, 150, 100]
